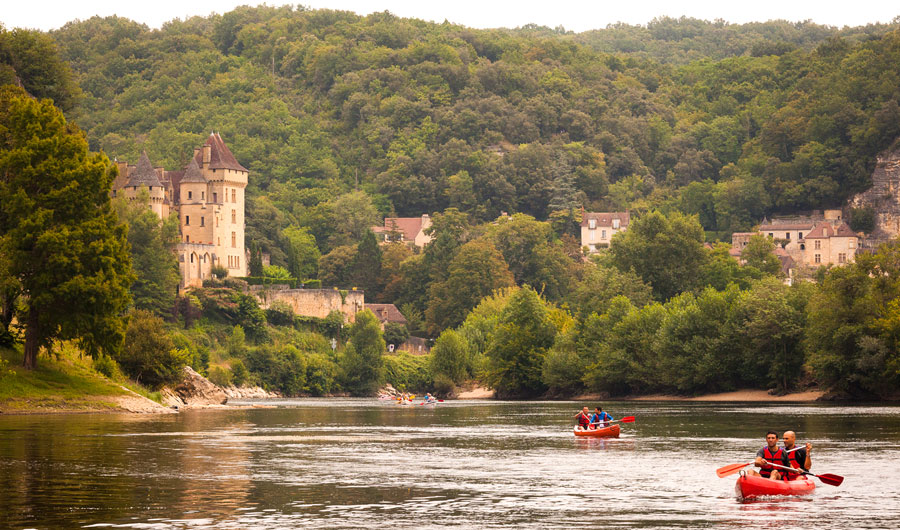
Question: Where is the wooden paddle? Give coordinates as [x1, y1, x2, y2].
[589, 415, 635, 425]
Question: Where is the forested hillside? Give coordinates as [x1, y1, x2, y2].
[45, 7, 900, 253]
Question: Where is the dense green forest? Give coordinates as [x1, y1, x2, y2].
[3, 8, 900, 400]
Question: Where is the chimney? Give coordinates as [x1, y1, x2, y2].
[203, 144, 211, 165]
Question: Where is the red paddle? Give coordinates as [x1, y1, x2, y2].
[589, 416, 635, 425]
[715, 461, 843, 486]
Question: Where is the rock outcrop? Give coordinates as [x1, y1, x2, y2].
[849, 141, 900, 240]
[161, 366, 228, 408]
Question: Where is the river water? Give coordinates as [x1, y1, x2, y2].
[1, 399, 899, 529]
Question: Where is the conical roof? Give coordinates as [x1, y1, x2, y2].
[126, 151, 163, 188]
[195, 132, 248, 172]
[180, 157, 206, 184]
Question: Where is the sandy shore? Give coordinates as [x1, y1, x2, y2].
[611, 389, 824, 402]
[457, 386, 495, 399]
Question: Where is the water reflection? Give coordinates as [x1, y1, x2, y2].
[1, 400, 898, 528]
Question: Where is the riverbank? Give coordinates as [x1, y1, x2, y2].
[574, 389, 825, 402]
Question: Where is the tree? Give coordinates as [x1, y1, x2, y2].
[118, 310, 187, 388]
[248, 240, 264, 277]
[430, 328, 468, 385]
[0, 86, 133, 369]
[383, 322, 409, 349]
[331, 190, 379, 245]
[609, 211, 708, 301]
[282, 225, 320, 280]
[113, 191, 180, 315]
[341, 309, 386, 396]
[318, 245, 357, 287]
[0, 27, 81, 113]
[425, 239, 514, 334]
[485, 286, 557, 398]
[741, 234, 782, 277]
[351, 229, 383, 296]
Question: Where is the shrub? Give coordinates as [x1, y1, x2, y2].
[432, 373, 455, 398]
[118, 310, 188, 388]
[305, 352, 338, 395]
[208, 365, 233, 387]
[265, 300, 295, 327]
[93, 354, 120, 379]
[230, 358, 249, 387]
[383, 322, 409, 349]
[384, 352, 433, 393]
[245, 344, 307, 395]
[211, 264, 228, 280]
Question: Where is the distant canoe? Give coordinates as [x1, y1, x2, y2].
[573, 424, 620, 438]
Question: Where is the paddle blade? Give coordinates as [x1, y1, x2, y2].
[716, 462, 751, 478]
[817, 473, 844, 487]
[620, 416, 635, 423]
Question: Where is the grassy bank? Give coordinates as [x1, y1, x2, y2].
[0, 344, 161, 413]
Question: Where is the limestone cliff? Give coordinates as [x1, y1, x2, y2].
[849, 140, 900, 240]
[161, 366, 229, 408]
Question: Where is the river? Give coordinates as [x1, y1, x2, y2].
[1, 399, 898, 529]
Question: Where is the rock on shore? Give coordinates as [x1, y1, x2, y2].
[224, 385, 280, 399]
[161, 366, 229, 408]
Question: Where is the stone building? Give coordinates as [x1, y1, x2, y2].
[731, 209, 859, 269]
[581, 211, 629, 253]
[371, 214, 433, 247]
[111, 133, 248, 288]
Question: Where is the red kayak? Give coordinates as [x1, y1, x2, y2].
[735, 474, 815, 500]
[573, 424, 620, 438]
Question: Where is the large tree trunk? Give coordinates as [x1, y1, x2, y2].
[23, 312, 40, 370]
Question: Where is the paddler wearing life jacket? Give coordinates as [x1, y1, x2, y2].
[748, 430, 787, 480]
[574, 406, 593, 430]
[590, 407, 613, 427]
[781, 430, 812, 481]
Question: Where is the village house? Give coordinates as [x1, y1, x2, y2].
[371, 214, 433, 247]
[731, 209, 860, 271]
[581, 211, 629, 253]
[111, 133, 248, 288]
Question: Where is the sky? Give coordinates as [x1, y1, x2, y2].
[2, 1, 898, 33]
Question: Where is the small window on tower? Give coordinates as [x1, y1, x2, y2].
[188, 191, 192, 200]
[232, 209, 236, 223]
[232, 189, 236, 202]
[213, 192, 217, 203]
[200, 217, 205, 227]
[185, 215, 190, 226]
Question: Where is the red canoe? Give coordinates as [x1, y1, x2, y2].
[735, 474, 815, 500]
[573, 424, 620, 438]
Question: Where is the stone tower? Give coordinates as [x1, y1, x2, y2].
[122, 151, 168, 218]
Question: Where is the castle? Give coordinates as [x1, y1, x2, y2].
[111, 133, 248, 288]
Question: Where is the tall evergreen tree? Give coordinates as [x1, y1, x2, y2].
[351, 229, 382, 296]
[341, 309, 385, 396]
[0, 86, 133, 369]
[248, 240, 264, 277]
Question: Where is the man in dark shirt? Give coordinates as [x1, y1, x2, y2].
[782, 430, 812, 480]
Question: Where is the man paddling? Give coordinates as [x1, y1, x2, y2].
[749, 430, 787, 480]
[782, 430, 812, 480]
[590, 407, 613, 427]
[574, 406, 593, 430]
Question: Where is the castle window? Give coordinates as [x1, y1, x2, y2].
[232, 232, 236, 248]
[213, 192, 218, 203]
[201, 191, 205, 201]
[232, 189, 236, 202]
[798, 232, 803, 239]
[185, 215, 190, 226]
[839, 253, 847, 264]
[236, 256, 240, 268]
[815, 254, 821, 264]
[800, 244, 805, 250]
[588, 219, 596, 229]
[186, 235, 190, 243]
[200, 217, 205, 227]
[815, 240, 821, 250]
[785, 233, 790, 240]
[188, 191, 192, 200]
[613, 219, 620, 229]
[602, 230, 607, 239]
[190, 253, 194, 263]
[232, 209, 236, 223]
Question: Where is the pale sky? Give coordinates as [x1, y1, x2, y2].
[2, 1, 898, 33]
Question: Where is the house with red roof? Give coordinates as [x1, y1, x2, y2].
[371, 214, 433, 248]
[580, 211, 629, 253]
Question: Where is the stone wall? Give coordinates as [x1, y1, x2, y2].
[252, 288, 364, 323]
[849, 143, 900, 240]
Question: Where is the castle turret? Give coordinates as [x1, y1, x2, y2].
[123, 151, 167, 218]
[178, 158, 211, 245]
